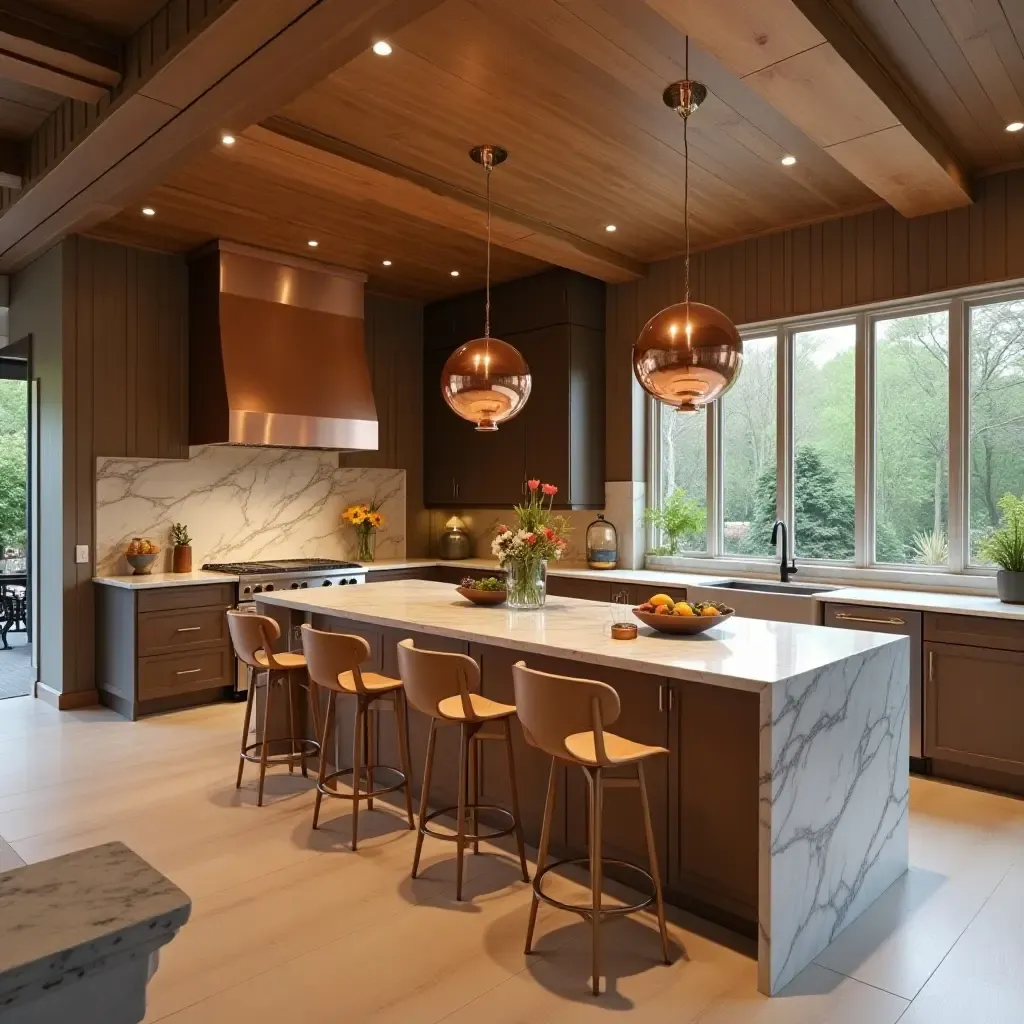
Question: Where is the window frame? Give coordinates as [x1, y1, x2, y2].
[646, 277, 1024, 588]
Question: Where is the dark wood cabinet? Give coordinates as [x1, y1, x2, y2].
[424, 269, 605, 510]
[96, 582, 234, 719]
[925, 641, 1024, 779]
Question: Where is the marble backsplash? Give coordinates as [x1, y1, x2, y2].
[96, 446, 405, 576]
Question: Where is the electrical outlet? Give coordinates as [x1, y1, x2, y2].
[291, 624, 302, 647]
[75, 545, 89, 564]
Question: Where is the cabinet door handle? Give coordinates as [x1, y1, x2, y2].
[667, 686, 674, 711]
[928, 650, 934, 684]
[176, 625, 202, 633]
[835, 612, 906, 626]
[452, 478, 456, 500]
[658, 684, 664, 712]
[176, 667, 202, 676]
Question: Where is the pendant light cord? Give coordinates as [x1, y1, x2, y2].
[484, 161, 492, 339]
[684, 36, 690, 305]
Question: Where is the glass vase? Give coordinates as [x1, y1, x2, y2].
[356, 527, 376, 563]
[505, 558, 547, 609]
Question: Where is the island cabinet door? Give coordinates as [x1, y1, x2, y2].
[470, 643, 569, 855]
[562, 671, 672, 881]
[668, 681, 760, 929]
[376, 627, 470, 815]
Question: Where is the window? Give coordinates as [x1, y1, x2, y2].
[655, 405, 706, 552]
[874, 311, 949, 565]
[649, 283, 1024, 581]
[793, 324, 856, 561]
[722, 335, 776, 556]
[969, 298, 1024, 564]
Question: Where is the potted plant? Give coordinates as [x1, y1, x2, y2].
[980, 493, 1024, 603]
[343, 501, 385, 562]
[170, 523, 192, 573]
[491, 480, 569, 609]
[643, 488, 706, 555]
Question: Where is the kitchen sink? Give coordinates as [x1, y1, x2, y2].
[708, 580, 837, 597]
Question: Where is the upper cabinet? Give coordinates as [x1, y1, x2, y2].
[424, 269, 606, 509]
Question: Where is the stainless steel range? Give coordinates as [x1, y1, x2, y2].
[203, 558, 366, 695]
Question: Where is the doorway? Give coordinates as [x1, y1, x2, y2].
[0, 335, 32, 700]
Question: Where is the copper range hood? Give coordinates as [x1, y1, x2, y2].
[189, 241, 378, 450]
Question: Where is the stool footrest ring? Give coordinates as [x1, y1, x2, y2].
[241, 738, 320, 766]
[533, 857, 656, 918]
[316, 764, 407, 801]
[420, 804, 517, 843]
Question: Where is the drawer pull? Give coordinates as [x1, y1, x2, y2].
[835, 612, 906, 626]
[176, 626, 202, 633]
[928, 650, 934, 684]
[176, 668, 202, 676]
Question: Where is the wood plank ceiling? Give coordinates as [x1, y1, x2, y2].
[85, 0, 1024, 301]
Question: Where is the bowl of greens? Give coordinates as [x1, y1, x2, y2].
[456, 575, 507, 606]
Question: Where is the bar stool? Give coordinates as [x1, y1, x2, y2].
[511, 661, 671, 996]
[300, 624, 415, 849]
[397, 639, 529, 901]
[227, 610, 320, 807]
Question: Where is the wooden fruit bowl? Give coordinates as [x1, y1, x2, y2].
[631, 605, 734, 635]
[456, 586, 507, 606]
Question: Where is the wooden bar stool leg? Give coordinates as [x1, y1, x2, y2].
[236, 667, 256, 789]
[257, 674, 273, 807]
[285, 674, 298, 775]
[312, 692, 335, 830]
[307, 682, 322, 780]
[412, 719, 437, 879]
[590, 766, 604, 997]
[503, 717, 529, 882]
[455, 721, 469, 901]
[394, 691, 415, 829]
[469, 732, 479, 855]
[366, 706, 376, 812]
[638, 761, 671, 965]
[525, 756, 558, 954]
[351, 697, 364, 851]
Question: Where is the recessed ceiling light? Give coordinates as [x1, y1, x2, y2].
[141, 207, 155, 216]
[372, 40, 392, 56]
[382, 259, 392, 266]
[1006, 121, 1024, 133]
[307, 240, 318, 248]
[221, 133, 235, 146]
[781, 154, 797, 166]
[605, 224, 617, 232]
[450, 270, 460, 277]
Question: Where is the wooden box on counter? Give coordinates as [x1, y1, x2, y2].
[96, 583, 235, 719]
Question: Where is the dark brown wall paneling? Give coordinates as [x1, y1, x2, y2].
[606, 168, 1024, 480]
[339, 292, 428, 556]
[11, 236, 187, 700]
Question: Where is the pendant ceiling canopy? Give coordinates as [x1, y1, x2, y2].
[441, 145, 531, 432]
[633, 40, 743, 414]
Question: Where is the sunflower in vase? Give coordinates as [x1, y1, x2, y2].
[342, 501, 385, 562]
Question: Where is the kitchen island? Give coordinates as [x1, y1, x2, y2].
[257, 579, 909, 995]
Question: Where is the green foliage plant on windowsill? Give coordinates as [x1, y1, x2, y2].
[981, 494, 1024, 572]
[643, 489, 706, 556]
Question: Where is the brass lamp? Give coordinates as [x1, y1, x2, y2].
[441, 145, 531, 431]
[633, 40, 742, 413]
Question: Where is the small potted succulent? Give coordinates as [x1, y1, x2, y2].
[170, 522, 193, 574]
[981, 494, 1024, 603]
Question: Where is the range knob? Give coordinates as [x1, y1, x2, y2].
[300, 581, 309, 588]
[322, 579, 333, 586]
[290, 582, 300, 590]
[264, 583, 275, 592]
[242, 586, 252, 596]
[252, 585, 263, 594]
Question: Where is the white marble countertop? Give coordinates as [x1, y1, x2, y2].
[0, 841, 191, 1012]
[817, 586, 1024, 621]
[93, 570, 239, 588]
[257, 578, 904, 692]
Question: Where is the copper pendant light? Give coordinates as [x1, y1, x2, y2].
[441, 145, 531, 432]
[633, 40, 742, 414]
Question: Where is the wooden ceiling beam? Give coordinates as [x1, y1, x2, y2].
[0, 0, 447, 271]
[0, 1, 121, 102]
[242, 118, 644, 283]
[646, 0, 972, 217]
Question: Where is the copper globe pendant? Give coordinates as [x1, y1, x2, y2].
[441, 145, 531, 432]
[633, 40, 742, 413]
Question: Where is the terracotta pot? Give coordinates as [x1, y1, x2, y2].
[172, 545, 193, 573]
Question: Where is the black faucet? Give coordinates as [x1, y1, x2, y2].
[770, 520, 798, 583]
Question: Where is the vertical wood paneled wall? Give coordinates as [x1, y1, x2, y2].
[606, 168, 1024, 481]
[340, 292, 427, 556]
[11, 237, 188, 700]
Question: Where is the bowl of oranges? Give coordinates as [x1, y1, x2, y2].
[631, 593, 733, 635]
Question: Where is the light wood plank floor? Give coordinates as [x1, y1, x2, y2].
[2, 697, 1024, 1022]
